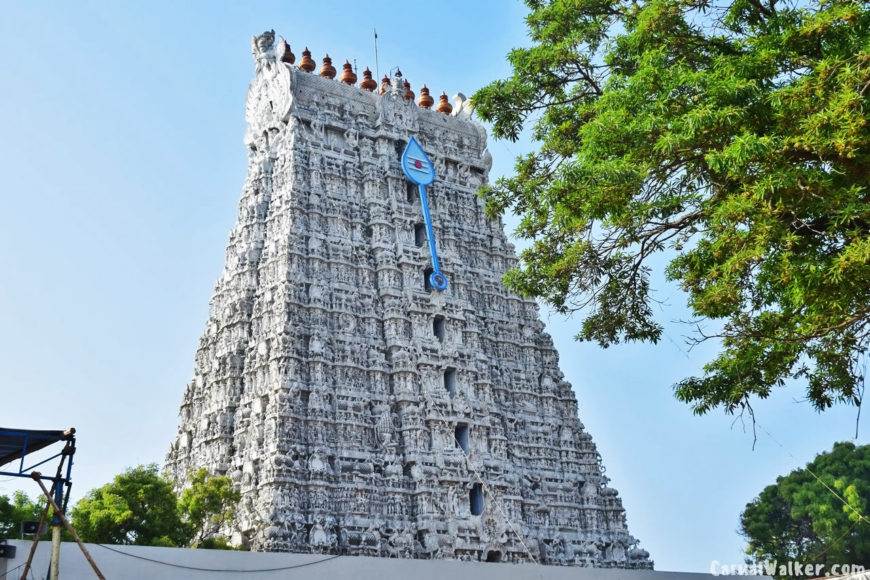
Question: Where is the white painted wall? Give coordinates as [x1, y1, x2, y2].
[0, 540, 768, 580]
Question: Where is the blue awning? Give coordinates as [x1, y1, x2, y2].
[0, 427, 74, 468]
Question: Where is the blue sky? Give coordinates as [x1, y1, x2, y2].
[0, 1, 864, 573]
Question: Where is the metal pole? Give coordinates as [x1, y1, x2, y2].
[417, 184, 449, 290]
[21, 455, 66, 580]
[49, 525, 61, 580]
[49, 460, 65, 580]
[373, 28, 379, 80]
[30, 473, 106, 580]
[19, 495, 51, 580]
[61, 436, 75, 513]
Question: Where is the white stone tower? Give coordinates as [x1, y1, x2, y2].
[166, 30, 651, 568]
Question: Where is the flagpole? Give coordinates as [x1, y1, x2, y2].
[374, 28, 380, 80]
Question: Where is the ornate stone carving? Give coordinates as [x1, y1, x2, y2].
[251, 30, 276, 64]
[166, 30, 651, 569]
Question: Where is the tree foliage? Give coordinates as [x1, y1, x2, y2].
[0, 491, 44, 539]
[177, 467, 240, 548]
[741, 441, 869, 572]
[473, 0, 869, 415]
[71, 464, 188, 546]
[70, 464, 239, 548]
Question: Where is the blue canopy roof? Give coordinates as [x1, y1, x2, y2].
[0, 427, 74, 468]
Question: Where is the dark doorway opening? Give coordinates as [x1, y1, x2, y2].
[470, 483, 484, 515]
[433, 315, 445, 341]
[414, 223, 426, 247]
[444, 367, 456, 397]
[455, 423, 469, 452]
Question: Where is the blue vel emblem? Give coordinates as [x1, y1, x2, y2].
[401, 137, 449, 291]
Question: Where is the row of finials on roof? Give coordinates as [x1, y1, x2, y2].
[278, 39, 455, 114]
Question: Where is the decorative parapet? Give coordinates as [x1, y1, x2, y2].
[249, 31, 478, 124]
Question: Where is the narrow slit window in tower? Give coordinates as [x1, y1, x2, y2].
[455, 423, 469, 452]
[407, 182, 417, 204]
[444, 367, 456, 397]
[433, 315, 445, 341]
[424, 267, 434, 291]
[470, 483, 484, 515]
[414, 223, 426, 247]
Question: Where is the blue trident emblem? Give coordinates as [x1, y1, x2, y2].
[401, 137, 449, 291]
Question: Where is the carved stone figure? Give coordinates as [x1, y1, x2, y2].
[309, 520, 336, 552]
[386, 526, 416, 558]
[166, 29, 651, 569]
[252, 30, 276, 60]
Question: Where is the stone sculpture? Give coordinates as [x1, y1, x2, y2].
[166, 30, 651, 568]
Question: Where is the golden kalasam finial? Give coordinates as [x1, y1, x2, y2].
[360, 67, 377, 91]
[379, 74, 391, 95]
[340, 61, 357, 85]
[320, 54, 336, 79]
[417, 85, 434, 108]
[279, 39, 295, 64]
[436, 92, 452, 114]
[299, 47, 315, 72]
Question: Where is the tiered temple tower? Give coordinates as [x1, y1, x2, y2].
[166, 30, 651, 568]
